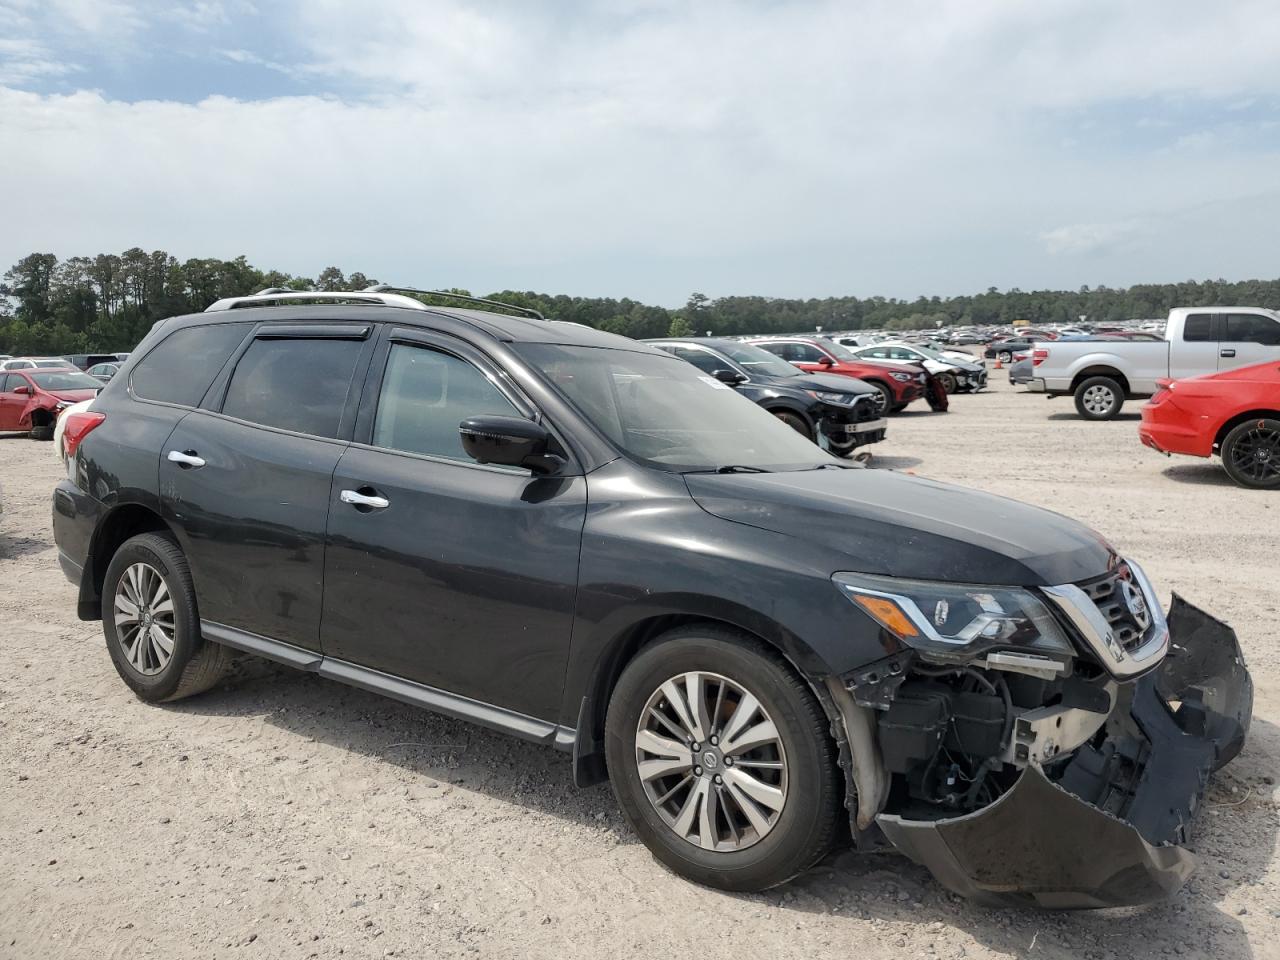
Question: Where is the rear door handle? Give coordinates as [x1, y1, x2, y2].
[340, 489, 390, 510]
[167, 450, 205, 468]
[1220, 348, 1236, 358]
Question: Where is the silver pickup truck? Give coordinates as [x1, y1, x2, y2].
[1027, 306, 1280, 419]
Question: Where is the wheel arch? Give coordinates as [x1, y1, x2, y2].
[570, 604, 824, 788]
[1213, 409, 1280, 451]
[761, 403, 814, 434]
[80, 503, 179, 620]
[1070, 366, 1131, 395]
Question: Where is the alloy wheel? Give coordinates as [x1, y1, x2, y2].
[1227, 424, 1280, 484]
[113, 562, 176, 676]
[635, 671, 788, 852]
[1082, 384, 1115, 416]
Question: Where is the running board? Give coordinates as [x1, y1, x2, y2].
[200, 621, 576, 751]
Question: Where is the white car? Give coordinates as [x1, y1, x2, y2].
[0, 357, 74, 371]
[851, 341, 989, 393]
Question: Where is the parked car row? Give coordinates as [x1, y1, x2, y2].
[0, 367, 103, 439]
[46, 287, 1252, 909]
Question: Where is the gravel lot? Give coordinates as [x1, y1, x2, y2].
[1, 377, 1277, 960]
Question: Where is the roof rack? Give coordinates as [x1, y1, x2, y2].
[204, 289, 430, 312]
[364, 285, 546, 321]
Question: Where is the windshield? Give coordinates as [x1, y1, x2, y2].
[713, 341, 803, 378]
[814, 338, 859, 361]
[516, 344, 835, 472]
[30, 371, 100, 391]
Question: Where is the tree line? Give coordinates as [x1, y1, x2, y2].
[4, 248, 1280, 355]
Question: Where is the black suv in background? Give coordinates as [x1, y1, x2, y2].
[644, 337, 886, 454]
[52, 289, 1251, 906]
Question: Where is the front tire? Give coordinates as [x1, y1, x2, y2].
[1073, 376, 1124, 420]
[1221, 418, 1280, 489]
[605, 626, 841, 892]
[937, 372, 958, 394]
[771, 410, 813, 441]
[103, 532, 231, 702]
[865, 380, 893, 415]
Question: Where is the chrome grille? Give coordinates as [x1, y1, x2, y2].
[1076, 566, 1153, 655]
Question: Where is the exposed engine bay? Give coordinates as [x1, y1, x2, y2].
[823, 595, 1253, 908]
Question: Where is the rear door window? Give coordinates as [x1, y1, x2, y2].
[222, 337, 365, 439]
[131, 323, 253, 406]
[1183, 314, 1217, 342]
[1224, 313, 1280, 345]
[788, 342, 826, 362]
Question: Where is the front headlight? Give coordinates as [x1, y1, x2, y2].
[833, 572, 1072, 663]
[890, 372, 911, 382]
[807, 390, 854, 405]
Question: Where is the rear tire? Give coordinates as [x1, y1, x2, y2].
[1073, 376, 1124, 420]
[997, 350, 1013, 364]
[1220, 418, 1280, 489]
[103, 532, 232, 702]
[605, 626, 841, 892]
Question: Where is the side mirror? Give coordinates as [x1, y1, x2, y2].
[459, 415, 563, 474]
[817, 355, 835, 367]
[712, 368, 747, 385]
[12, 385, 29, 395]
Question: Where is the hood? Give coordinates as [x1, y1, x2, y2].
[49, 389, 99, 402]
[685, 468, 1114, 586]
[783, 371, 877, 396]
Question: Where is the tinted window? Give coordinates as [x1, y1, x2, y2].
[0, 374, 10, 392]
[788, 342, 827, 362]
[132, 323, 252, 406]
[1183, 314, 1215, 342]
[222, 337, 363, 438]
[1224, 313, 1280, 345]
[713, 341, 800, 378]
[670, 346, 727, 375]
[372, 343, 519, 460]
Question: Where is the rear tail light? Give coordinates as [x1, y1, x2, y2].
[63, 411, 106, 459]
[1032, 349, 1049, 366]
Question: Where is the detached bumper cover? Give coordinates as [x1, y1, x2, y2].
[876, 597, 1252, 909]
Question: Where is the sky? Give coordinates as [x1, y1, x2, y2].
[2, 0, 1279, 306]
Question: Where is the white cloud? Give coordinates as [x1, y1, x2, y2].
[2, 1, 1280, 302]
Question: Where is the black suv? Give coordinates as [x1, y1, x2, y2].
[52, 289, 1251, 906]
[644, 337, 886, 454]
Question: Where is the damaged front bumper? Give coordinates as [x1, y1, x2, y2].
[875, 596, 1253, 909]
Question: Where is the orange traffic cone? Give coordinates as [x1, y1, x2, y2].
[993, 357, 1003, 369]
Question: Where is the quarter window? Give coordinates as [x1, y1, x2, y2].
[1224, 313, 1280, 346]
[132, 323, 252, 406]
[372, 343, 520, 460]
[222, 337, 364, 438]
[1183, 315, 1216, 342]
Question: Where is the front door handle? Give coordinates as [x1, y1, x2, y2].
[340, 489, 390, 510]
[167, 450, 205, 468]
[1220, 348, 1237, 358]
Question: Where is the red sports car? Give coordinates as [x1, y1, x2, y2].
[1139, 360, 1280, 489]
[0, 367, 101, 440]
[747, 336, 927, 414]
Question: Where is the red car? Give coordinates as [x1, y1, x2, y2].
[0, 367, 101, 440]
[748, 336, 927, 413]
[1139, 360, 1280, 489]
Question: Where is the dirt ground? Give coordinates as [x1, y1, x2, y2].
[1, 377, 1277, 960]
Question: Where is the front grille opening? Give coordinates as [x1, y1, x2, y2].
[1078, 566, 1151, 655]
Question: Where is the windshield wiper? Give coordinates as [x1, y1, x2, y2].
[682, 464, 773, 474]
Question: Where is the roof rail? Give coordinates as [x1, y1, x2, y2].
[365, 284, 546, 321]
[204, 290, 430, 312]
